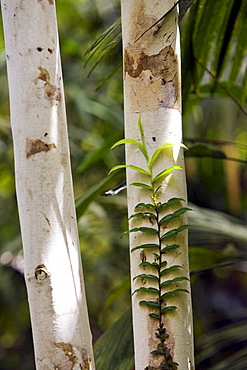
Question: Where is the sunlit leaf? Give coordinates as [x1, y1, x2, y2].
[148, 142, 187, 168]
[152, 166, 182, 183]
[137, 116, 149, 161]
[111, 138, 147, 158]
[148, 142, 174, 168]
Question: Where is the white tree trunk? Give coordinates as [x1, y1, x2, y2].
[1, 1, 94, 369]
[121, 0, 194, 369]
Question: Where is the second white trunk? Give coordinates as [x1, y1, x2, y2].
[1, 1, 94, 369]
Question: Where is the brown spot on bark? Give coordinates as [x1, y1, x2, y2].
[124, 45, 180, 111]
[26, 138, 56, 158]
[48, 0, 54, 4]
[37, 66, 50, 83]
[55, 343, 91, 369]
[34, 67, 62, 105]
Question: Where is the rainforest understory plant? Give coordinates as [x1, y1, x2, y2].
[110, 117, 191, 369]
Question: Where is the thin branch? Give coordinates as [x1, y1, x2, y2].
[195, 58, 247, 118]
[185, 138, 247, 150]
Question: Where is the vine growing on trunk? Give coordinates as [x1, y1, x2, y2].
[110, 117, 190, 369]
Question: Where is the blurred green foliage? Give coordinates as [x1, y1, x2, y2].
[0, 0, 247, 369]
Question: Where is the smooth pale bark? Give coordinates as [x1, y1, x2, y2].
[1, 1, 94, 369]
[121, 1, 194, 369]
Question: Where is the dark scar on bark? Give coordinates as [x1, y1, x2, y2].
[26, 138, 57, 158]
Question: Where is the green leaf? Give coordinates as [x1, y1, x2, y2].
[76, 170, 123, 218]
[130, 182, 153, 189]
[161, 244, 180, 253]
[109, 164, 150, 176]
[111, 138, 148, 159]
[160, 261, 168, 268]
[135, 203, 156, 210]
[131, 243, 160, 252]
[139, 261, 159, 269]
[94, 309, 134, 370]
[160, 225, 189, 241]
[133, 273, 158, 281]
[160, 276, 189, 288]
[78, 131, 122, 173]
[149, 313, 160, 320]
[103, 275, 130, 311]
[160, 265, 182, 275]
[128, 212, 156, 220]
[148, 142, 174, 168]
[153, 185, 162, 196]
[148, 142, 188, 168]
[137, 116, 149, 161]
[160, 289, 189, 300]
[160, 229, 180, 241]
[133, 287, 159, 295]
[138, 227, 158, 233]
[139, 301, 160, 308]
[186, 143, 227, 159]
[157, 198, 185, 211]
[160, 306, 177, 313]
[152, 166, 182, 183]
[159, 213, 175, 225]
[150, 350, 166, 355]
[122, 226, 158, 237]
[173, 207, 192, 217]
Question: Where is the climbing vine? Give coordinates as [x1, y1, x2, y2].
[110, 117, 191, 369]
